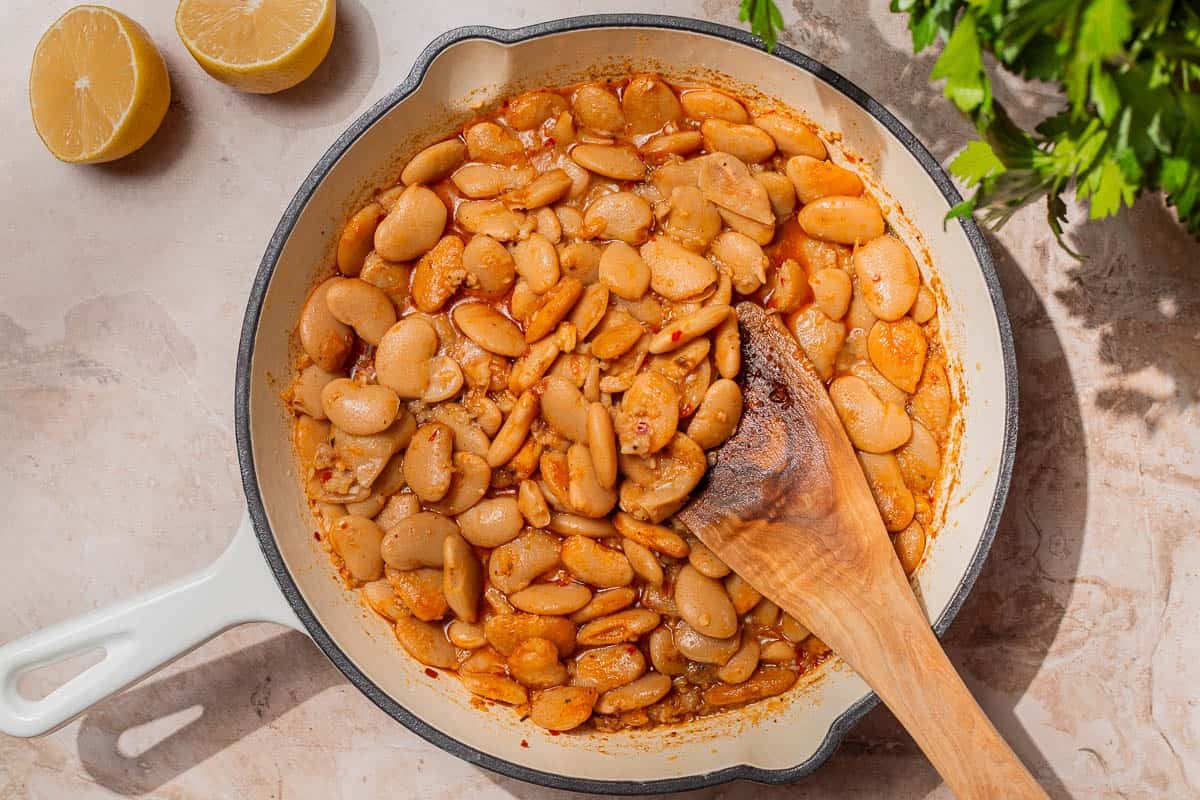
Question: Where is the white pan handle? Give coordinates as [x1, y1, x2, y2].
[0, 513, 303, 737]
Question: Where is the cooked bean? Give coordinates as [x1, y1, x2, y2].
[507, 89, 569, 130]
[911, 285, 937, 324]
[613, 538, 660, 588]
[759, 639, 797, 663]
[508, 638, 570, 689]
[294, 415, 329, 467]
[389, 567, 448, 621]
[461, 646, 508, 674]
[456, 200, 527, 240]
[897, 419, 940, 491]
[451, 163, 535, 198]
[853, 235, 921, 321]
[450, 302, 526, 358]
[868, 318, 928, 394]
[642, 238, 720, 302]
[534, 206, 562, 243]
[615, 370, 679, 455]
[561, 535, 633, 588]
[375, 492, 421, 531]
[483, 587, 516, 617]
[299, 278, 354, 371]
[724, 573, 762, 615]
[574, 644, 646, 692]
[345, 492, 386, 519]
[686, 378, 742, 449]
[712, 231, 768, 292]
[525, 277, 583, 343]
[363, 579, 409, 621]
[547, 513, 616, 540]
[510, 582, 593, 616]
[411, 234, 467, 313]
[786, 304, 846, 381]
[376, 316, 439, 398]
[756, 170, 796, 219]
[465, 121, 524, 163]
[911, 361, 952, 434]
[530, 685, 598, 731]
[659, 185, 720, 252]
[622, 74, 682, 133]
[810, 267, 852, 320]
[360, 252, 411, 308]
[591, 245, 649, 307]
[375, 184, 405, 211]
[331, 419, 411, 490]
[320, 379, 399, 436]
[570, 144, 646, 181]
[427, 452, 489, 515]
[537, 375, 588, 442]
[829, 375, 911, 453]
[538, 450, 571, 509]
[555, 204, 585, 239]
[681, 89, 749, 122]
[393, 616, 457, 668]
[489, 531, 562, 594]
[780, 613, 809, 642]
[698, 152, 774, 226]
[573, 84, 624, 134]
[640, 130, 704, 163]
[595, 673, 672, 716]
[516, 480, 552, 529]
[753, 113, 826, 159]
[647, 626, 687, 676]
[786, 155, 864, 204]
[374, 185, 447, 261]
[484, 612, 577, 657]
[674, 564, 738, 638]
[502, 168, 573, 210]
[583, 191, 653, 244]
[673, 619, 739, 665]
[402, 422, 453, 500]
[486, 389, 539, 467]
[611, 512, 689, 558]
[566, 443, 618, 518]
[647, 306, 729, 358]
[428, 403, 490, 457]
[590, 311, 645, 360]
[453, 497, 521, 549]
[402, 138, 467, 186]
[686, 539, 731, 579]
[747, 598, 781, 629]
[705, 667, 798, 706]
[894, 520, 927, 575]
[857, 451, 916, 531]
[570, 587, 637, 623]
[798, 195, 885, 245]
[461, 235, 517, 293]
[717, 636, 761, 684]
[337, 202, 386, 277]
[290, 364, 339, 419]
[461, 673, 529, 705]
[584, 402, 618, 490]
[618, 433, 707, 523]
[380, 511, 457, 569]
[420, 356, 463, 403]
[448, 619, 488, 649]
[713, 313, 741, 380]
[577, 608, 661, 645]
[559, 242, 602, 284]
[328, 515, 384, 581]
[701, 119, 776, 163]
[509, 233, 559, 294]
[761, 258, 805, 316]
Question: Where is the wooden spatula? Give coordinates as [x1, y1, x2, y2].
[677, 301, 1046, 799]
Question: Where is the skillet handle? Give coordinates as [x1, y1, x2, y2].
[0, 514, 302, 737]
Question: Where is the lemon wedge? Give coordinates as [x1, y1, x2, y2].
[175, 0, 336, 94]
[29, 5, 171, 164]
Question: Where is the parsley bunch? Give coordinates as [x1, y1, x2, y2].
[744, 1, 1200, 250]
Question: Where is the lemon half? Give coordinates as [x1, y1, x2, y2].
[29, 5, 171, 164]
[175, 0, 336, 94]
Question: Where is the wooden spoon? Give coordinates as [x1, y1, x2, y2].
[677, 302, 1046, 799]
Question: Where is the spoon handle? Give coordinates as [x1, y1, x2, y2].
[782, 533, 1047, 800]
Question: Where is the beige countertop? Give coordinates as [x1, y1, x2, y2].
[1, 1, 1197, 798]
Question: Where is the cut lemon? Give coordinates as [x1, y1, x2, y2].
[175, 0, 336, 94]
[29, 6, 171, 164]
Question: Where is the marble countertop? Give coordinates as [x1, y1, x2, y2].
[1, 1, 1197, 798]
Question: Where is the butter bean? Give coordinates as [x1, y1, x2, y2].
[622, 74, 682, 134]
[451, 163, 536, 198]
[868, 318, 928, 393]
[755, 170, 796, 219]
[566, 443, 617, 518]
[456, 496, 523, 547]
[524, 277, 583, 343]
[507, 90, 569, 130]
[452, 303, 526, 358]
[411, 234, 467, 313]
[325, 278, 396, 346]
[753, 113, 826, 159]
[329, 515, 384, 581]
[857, 451, 916, 532]
[572, 84, 624, 134]
[570, 143, 646, 181]
[621, 537, 664, 586]
[583, 191, 653, 244]
[853, 235, 921, 321]
[462, 673, 529, 705]
[662, 185, 723, 250]
[389, 567, 448, 621]
[393, 617, 457, 668]
[517, 480, 552, 529]
[894, 520, 927, 576]
[615, 370, 679, 455]
[611, 512, 689, 558]
[456, 200, 526, 241]
[442, 531, 483, 622]
[403, 422, 454, 501]
[568, 283, 610, 339]
[376, 316, 439, 398]
[299, 278, 353, 371]
[570, 587, 637, 623]
[486, 389, 539, 467]
[510, 582, 593, 616]
[489, 531, 562, 594]
[363, 579, 409, 621]
[698, 152, 774, 225]
[380, 511, 458, 569]
[716, 636, 761, 684]
[401, 139, 467, 186]
[447, 620, 487, 649]
[512, 233, 560, 293]
[337, 202, 386, 277]
[561, 535, 633, 588]
[911, 361, 952, 434]
[290, 363, 338, 419]
[713, 313, 740, 380]
[675, 564, 738, 638]
[548, 513, 617, 539]
[574, 644, 646, 692]
[681, 89, 749, 122]
[501, 168, 573, 210]
[829, 375, 912, 453]
[374, 185, 447, 261]
[686, 378, 742, 449]
[648, 304, 730, 354]
[427, 452, 490, 515]
[896, 419, 940, 492]
[484, 612, 577, 657]
[639, 130, 704, 163]
[787, 304, 846, 381]
[673, 619, 739, 665]
[530, 685, 597, 731]
[465, 121, 524, 163]
[640, 237, 718, 302]
[798, 195, 885, 245]
[701, 119, 776, 163]
[320, 379, 399, 436]
[576, 608, 660, 645]
[810, 267, 853, 320]
[786, 155, 864, 204]
[911, 285, 937, 324]
[724, 573, 762, 614]
[507, 638, 570, 689]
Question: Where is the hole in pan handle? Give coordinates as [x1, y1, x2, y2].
[0, 514, 302, 737]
